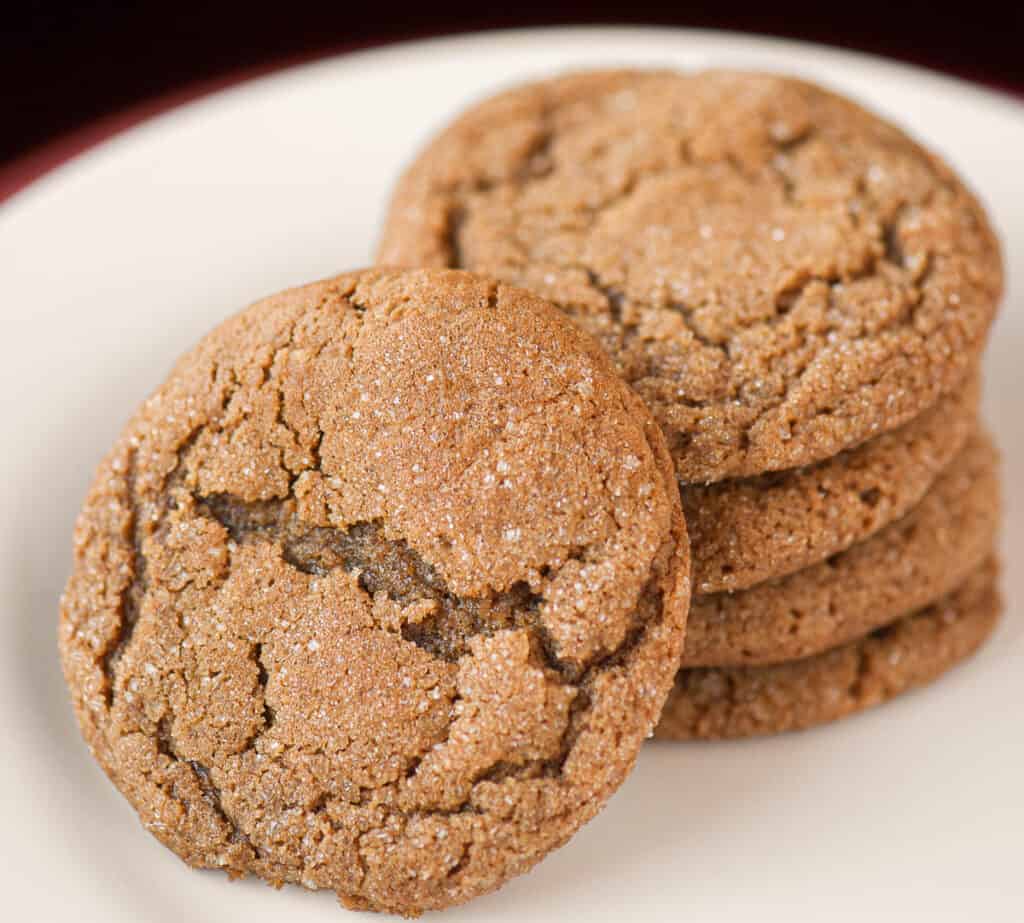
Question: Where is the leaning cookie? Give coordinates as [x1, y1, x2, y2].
[686, 376, 979, 594]
[379, 69, 1002, 482]
[656, 557, 1000, 741]
[59, 268, 691, 915]
[683, 429, 998, 667]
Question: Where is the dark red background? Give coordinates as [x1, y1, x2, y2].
[4, 2, 1022, 200]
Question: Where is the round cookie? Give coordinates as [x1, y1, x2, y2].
[59, 268, 691, 915]
[686, 375, 979, 594]
[655, 558, 1001, 741]
[684, 429, 998, 667]
[379, 69, 1003, 482]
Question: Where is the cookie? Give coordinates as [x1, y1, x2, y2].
[684, 429, 998, 667]
[687, 375, 979, 593]
[59, 268, 691, 915]
[656, 557, 1001, 740]
[379, 69, 1002, 482]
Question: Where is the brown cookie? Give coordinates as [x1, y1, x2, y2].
[59, 268, 691, 916]
[656, 557, 1001, 740]
[684, 429, 998, 667]
[687, 375, 979, 593]
[379, 69, 1002, 482]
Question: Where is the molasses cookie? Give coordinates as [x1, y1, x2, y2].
[59, 268, 691, 915]
[684, 430, 998, 667]
[686, 376, 979, 594]
[379, 69, 1002, 482]
[656, 557, 1001, 740]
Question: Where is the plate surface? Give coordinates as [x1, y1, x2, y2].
[1, 27, 1021, 922]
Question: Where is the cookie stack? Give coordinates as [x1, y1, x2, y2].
[59, 69, 1004, 917]
[378, 70, 1004, 740]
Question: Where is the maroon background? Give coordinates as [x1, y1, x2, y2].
[4, 2, 1022, 202]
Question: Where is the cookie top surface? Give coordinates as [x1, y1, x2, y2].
[685, 375, 979, 594]
[684, 429, 999, 667]
[656, 557, 1001, 740]
[58, 268, 690, 915]
[379, 69, 1002, 481]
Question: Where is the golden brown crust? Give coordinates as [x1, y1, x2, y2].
[58, 268, 690, 915]
[684, 429, 999, 667]
[379, 69, 1003, 482]
[656, 557, 1001, 741]
[686, 376, 979, 593]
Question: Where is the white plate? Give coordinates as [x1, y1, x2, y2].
[1, 26, 1021, 922]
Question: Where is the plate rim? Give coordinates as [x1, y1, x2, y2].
[2, 24, 1022, 215]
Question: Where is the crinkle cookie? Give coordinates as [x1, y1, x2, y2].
[684, 429, 998, 667]
[656, 557, 1000, 741]
[379, 69, 1002, 482]
[685, 376, 978, 594]
[59, 268, 691, 915]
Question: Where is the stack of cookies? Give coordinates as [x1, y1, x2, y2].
[59, 69, 1003, 917]
[377, 69, 1004, 740]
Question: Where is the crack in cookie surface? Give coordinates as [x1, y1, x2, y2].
[194, 493, 550, 665]
[175, 483, 667, 797]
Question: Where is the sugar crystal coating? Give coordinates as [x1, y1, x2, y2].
[656, 558, 1001, 740]
[59, 268, 691, 915]
[379, 69, 1002, 482]
[684, 375, 980, 593]
[683, 430, 999, 667]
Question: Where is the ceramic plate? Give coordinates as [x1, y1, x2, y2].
[2, 27, 1021, 922]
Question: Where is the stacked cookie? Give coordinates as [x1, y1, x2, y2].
[378, 69, 1004, 740]
[658, 421, 1001, 738]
